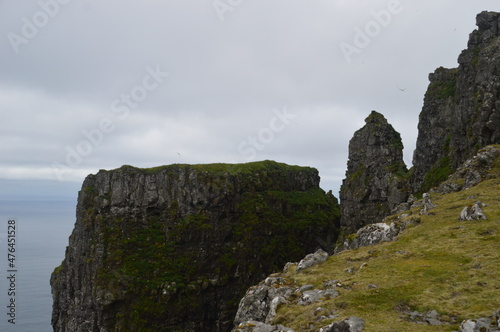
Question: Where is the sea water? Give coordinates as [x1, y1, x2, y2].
[0, 199, 76, 332]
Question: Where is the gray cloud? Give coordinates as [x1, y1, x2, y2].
[0, 0, 498, 198]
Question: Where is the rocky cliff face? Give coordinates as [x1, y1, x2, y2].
[412, 11, 500, 193]
[51, 161, 340, 332]
[339, 111, 409, 234]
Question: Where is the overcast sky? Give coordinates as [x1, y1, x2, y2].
[1, 0, 498, 200]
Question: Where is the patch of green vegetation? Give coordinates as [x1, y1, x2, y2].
[83, 186, 94, 193]
[109, 160, 311, 178]
[471, 47, 481, 67]
[273, 173, 500, 332]
[175, 214, 212, 233]
[418, 134, 454, 193]
[346, 233, 357, 242]
[52, 264, 62, 276]
[420, 156, 452, 194]
[391, 131, 404, 151]
[365, 111, 387, 125]
[348, 164, 367, 181]
[486, 145, 500, 176]
[427, 67, 458, 100]
[386, 163, 408, 178]
[232, 188, 340, 269]
[94, 214, 202, 330]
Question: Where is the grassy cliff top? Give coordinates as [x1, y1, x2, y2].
[271, 170, 500, 331]
[100, 160, 314, 176]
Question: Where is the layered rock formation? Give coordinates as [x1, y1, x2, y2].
[412, 11, 500, 193]
[339, 111, 409, 234]
[51, 161, 340, 332]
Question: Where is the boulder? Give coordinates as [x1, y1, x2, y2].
[459, 202, 487, 221]
[233, 277, 295, 326]
[336, 216, 420, 252]
[319, 317, 365, 332]
[296, 249, 329, 272]
[419, 193, 437, 215]
[459, 318, 499, 332]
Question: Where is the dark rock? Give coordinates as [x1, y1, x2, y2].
[319, 317, 365, 332]
[51, 161, 340, 332]
[340, 111, 409, 234]
[412, 11, 500, 193]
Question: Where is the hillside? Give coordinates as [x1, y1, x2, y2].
[235, 146, 500, 331]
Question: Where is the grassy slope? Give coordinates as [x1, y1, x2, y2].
[272, 175, 500, 331]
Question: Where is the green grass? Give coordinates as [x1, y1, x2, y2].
[106, 160, 311, 177]
[272, 176, 500, 331]
[427, 67, 458, 100]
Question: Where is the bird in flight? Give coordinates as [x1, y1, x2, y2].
[398, 87, 406, 92]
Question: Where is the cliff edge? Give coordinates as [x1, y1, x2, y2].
[412, 11, 500, 193]
[51, 161, 340, 332]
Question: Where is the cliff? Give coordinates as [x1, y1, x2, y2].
[231, 12, 500, 332]
[339, 111, 409, 234]
[51, 161, 340, 332]
[412, 11, 500, 193]
[233, 145, 500, 332]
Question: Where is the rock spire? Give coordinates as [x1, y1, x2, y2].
[339, 111, 409, 234]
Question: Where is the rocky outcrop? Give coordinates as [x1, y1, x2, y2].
[459, 202, 488, 221]
[436, 145, 500, 194]
[335, 216, 420, 253]
[51, 161, 340, 332]
[296, 249, 329, 272]
[459, 310, 500, 332]
[318, 317, 365, 332]
[339, 111, 409, 234]
[233, 276, 296, 327]
[412, 11, 500, 193]
[232, 251, 337, 332]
